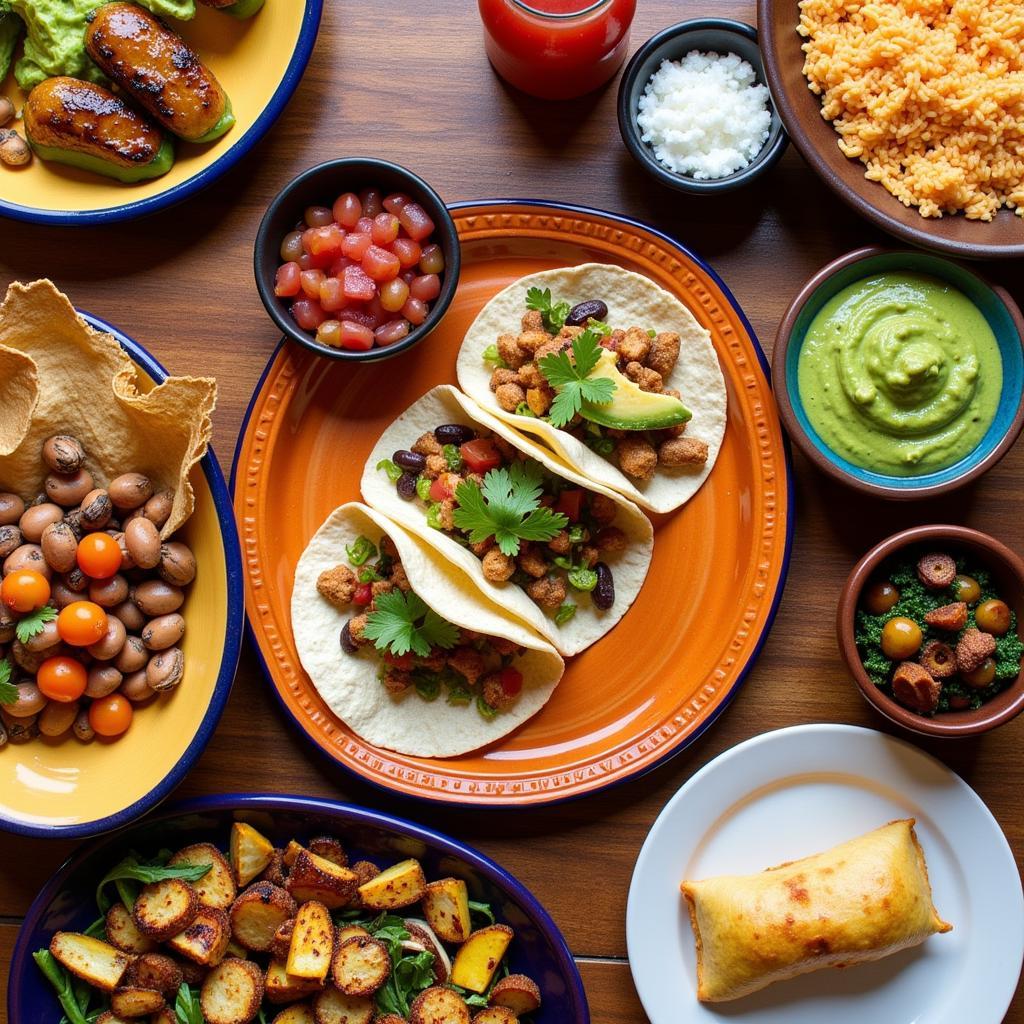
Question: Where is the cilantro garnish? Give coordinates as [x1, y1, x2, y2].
[364, 590, 459, 658]
[526, 286, 571, 333]
[538, 328, 616, 428]
[452, 462, 567, 557]
[0, 658, 15, 705]
[15, 605, 56, 645]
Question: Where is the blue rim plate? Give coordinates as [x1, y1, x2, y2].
[8, 792, 590, 1023]
[0, 1, 323, 226]
[0, 312, 244, 838]
[231, 198, 795, 808]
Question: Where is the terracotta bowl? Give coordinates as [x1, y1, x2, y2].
[758, 0, 1024, 259]
[773, 246, 1024, 500]
[837, 524, 1024, 738]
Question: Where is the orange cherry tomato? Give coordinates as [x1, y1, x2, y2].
[89, 694, 133, 737]
[57, 601, 108, 647]
[1, 569, 51, 613]
[76, 532, 123, 579]
[36, 656, 88, 702]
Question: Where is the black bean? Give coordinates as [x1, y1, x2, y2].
[593, 562, 615, 609]
[434, 423, 475, 446]
[393, 449, 426, 472]
[565, 299, 609, 327]
[340, 620, 358, 654]
[396, 472, 418, 501]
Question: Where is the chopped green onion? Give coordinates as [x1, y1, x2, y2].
[346, 536, 378, 567]
[376, 459, 402, 483]
[483, 344, 507, 368]
[568, 567, 598, 592]
[586, 437, 615, 456]
[514, 401, 537, 418]
[415, 675, 441, 701]
[416, 476, 432, 501]
[476, 695, 499, 720]
[647, 328, 657, 338]
[568, 525, 586, 545]
[555, 602, 577, 625]
[426, 503, 444, 530]
[552, 555, 574, 570]
[442, 444, 463, 472]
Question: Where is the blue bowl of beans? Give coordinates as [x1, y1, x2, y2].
[254, 158, 462, 362]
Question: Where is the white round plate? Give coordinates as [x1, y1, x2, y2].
[627, 724, 1024, 1023]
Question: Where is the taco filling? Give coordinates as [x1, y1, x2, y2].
[480, 287, 710, 482]
[317, 532, 527, 720]
[375, 421, 630, 626]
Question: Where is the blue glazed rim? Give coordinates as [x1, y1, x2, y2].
[230, 198, 795, 809]
[775, 246, 1024, 499]
[8, 792, 591, 1023]
[0, 312, 244, 839]
[0, 0, 323, 226]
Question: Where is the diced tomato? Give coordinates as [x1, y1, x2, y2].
[410, 273, 441, 301]
[353, 582, 373, 605]
[362, 245, 402, 283]
[291, 298, 327, 331]
[333, 192, 362, 228]
[380, 277, 410, 313]
[396, 202, 435, 242]
[401, 297, 428, 325]
[359, 188, 383, 218]
[371, 212, 400, 246]
[300, 269, 326, 299]
[341, 232, 372, 260]
[429, 474, 457, 501]
[375, 319, 410, 346]
[554, 489, 582, 521]
[339, 320, 375, 351]
[383, 192, 410, 214]
[342, 264, 376, 302]
[274, 262, 301, 297]
[460, 438, 502, 474]
[319, 276, 347, 312]
[383, 651, 414, 670]
[499, 666, 523, 697]
[316, 320, 342, 347]
[355, 215, 375, 234]
[342, 308, 377, 330]
[391, 236, 422, 269]
[329, 256, 355, 276]
[306, 223, 346, 259]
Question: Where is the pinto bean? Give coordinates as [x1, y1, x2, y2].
[146, 646, 184, 691]
[73, 707, 95, 742]
[89, 574, 129, 608]
[50, 582, 79, 609]
[19, 503, 64, 543]
[6, 682, 46, 718]
[0, 525, 21, 559]
[133, 580, 184, 617]
[142, 490, 174, 529]
[79, 488, 113, 529]
[142, 613, 185, 651]
[125, 517, 161, 569]
[4, 544, 51, 579]
[86, 664, 123, 698]
[63, 567, 88, 593]
[88, 615, 127, 660]
[45, 469, 94, 507]
[41, 521, 79, 573]
[115, 635, 149, 673]
[108, 473, 154, 510]
[42, 435, 85, 475]
[0, 493, 24, 527]
[39, 699, 79, 738]
[158, 542, 195, 585]
[121, 669, 157, 702]
[24, 619, 61, 653]
[111, 600, 145, 632]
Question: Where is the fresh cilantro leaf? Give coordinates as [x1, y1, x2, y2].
[525, 286, 570, 333]
[15, 605, 56, 645]
[538, 329, 617, 428]
[364, 590, 459, 658]
[452, 462, 567, 557]
[174, 982, 203, 1024]
[346, 536, 377, 566]
[97, 856, 211, 914]
[0, 657, 15, 705]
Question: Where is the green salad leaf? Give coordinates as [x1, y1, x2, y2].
[174, 982, 204, 1024]
[97, 854, 211, 914]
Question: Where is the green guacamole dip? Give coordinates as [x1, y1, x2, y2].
[797, 272, 1002, 476]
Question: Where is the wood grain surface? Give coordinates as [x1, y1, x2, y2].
[1, 0, 1022, 1020]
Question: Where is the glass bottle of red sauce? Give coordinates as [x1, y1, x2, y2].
[479, 0, 637, 101]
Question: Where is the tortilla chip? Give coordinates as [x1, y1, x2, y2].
[0, 280, 216, 537]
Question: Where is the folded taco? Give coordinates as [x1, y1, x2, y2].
[292, 502, 564, 757]
[455, 262, 727, 514]
[360, 385, 653, 657]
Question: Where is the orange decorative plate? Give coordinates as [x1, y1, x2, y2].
[232, 201, 792, 806]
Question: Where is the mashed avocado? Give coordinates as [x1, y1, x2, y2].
[0, 0, 196, 91]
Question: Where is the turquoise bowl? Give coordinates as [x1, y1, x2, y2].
[772, 246, 1024, 499]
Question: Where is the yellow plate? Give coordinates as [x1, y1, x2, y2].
[0, 312, 243, 837]
[0, 1, 322, 224]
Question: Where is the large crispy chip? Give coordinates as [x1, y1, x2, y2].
[0, 280, 216, 537]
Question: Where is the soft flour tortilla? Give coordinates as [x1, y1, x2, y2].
[0, 280, 216, 538]
[361, 385, 653, 658]
[455, 263, 728, 514]
[292, 502, 564, 757]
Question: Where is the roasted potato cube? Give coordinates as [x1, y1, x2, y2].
[286, 901, 334, 982]
[286, 850, 358, 909]
[200, 957, 265, 1024]
[95, 1013, 135, 1024]
[105, 903, 158, 954]
[490, 973, 541, 1014]
[450, 925, 514, 993]
[49, 932, 130, 991]
[335, 925, 370, 944]
[226, 939, 249, 960]
[472, 1010, 518, 1024]
[231, 823, 276, 886]
[271, 1005, 315, 1024]
[172, 954, 208, 987]
[329, 935, 391, 996]
[169, 843, 237, 910]
[422, 877, 472, 943]
[132, 878, 200, 942]
[109, 986, 165, 1017]
[230, 881, 297, 952]
[167, 907, 232, 967]
[311, 987, 373, 1024]
[307, 836, 348, 868]
[409, 986, 471, 1024]
[264, 959, 323, 1004]
[259, 849, 288, 887]
[282, 840, 305, 869]
[151, 1007, 179, 1024]
[374, 1017, 406, 1024]
[125, 953, 182, 996]
[270, 918, 296, 960]
[356, 858, 427, 910]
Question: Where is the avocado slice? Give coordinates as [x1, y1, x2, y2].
[578, 350, 692, 430]
[223, 0, 266, 17]
[27, 136, 175, 184]
[190, 96, 235, 143]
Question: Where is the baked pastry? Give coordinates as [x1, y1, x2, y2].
[680, 819, 951, 1002]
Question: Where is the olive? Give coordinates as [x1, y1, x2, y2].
[133, 580, 184, 617]
[39, 699, 79, 738]
[88, 615, 127, 661]
[63, 566, 88, 593]
[963, 657, 997, 689]
[0, 493, 24, 527]
[42, 434, 85, 475]
[115, 635, 149, 674]
[24, 619, 61, 653]
[396, 472, 418, 501]
[975, 599, 1011, 636]
[142, 490, 174, 529]
[19, 502, 64, 543]
[565, 299, 609, 327]
[881, 616, 923, 660]
[146, 646, 184, 691]
[121, 669, 157, 702]
[434, 424, 475, 446]
[112, 599, 145, 633]
[45, 469, 94, 508]
[393, 449, 427, 473]
[341, 620, 358, 654]
[4, 543, 52, 579]
[125, 517, 161, 569]
[108, 472, 154, 511]
[951, 574, 982, 606]
[73, 706, 95, 742]
[40, 521, 79, 573]
[5, 682, 46, 718]
[142, 613, 185, 651]
[593, 562, 615, 610]
[0, 524, 21, 559]
[86, 664, 123, 699]
[79, 488, 113, 529]
[89, 574, 129, 608]
[158, 542, 196, 586]
[863, 580, 900, 616]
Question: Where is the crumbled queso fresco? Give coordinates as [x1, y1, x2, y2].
[637, 51, 772, 180]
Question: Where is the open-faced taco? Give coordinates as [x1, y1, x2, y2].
[291, 502, 564, 757]
[360, 385, 653, 657]
[455, 262, 727, 513]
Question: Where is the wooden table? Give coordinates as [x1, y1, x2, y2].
[1, 1, 1022, 1020]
